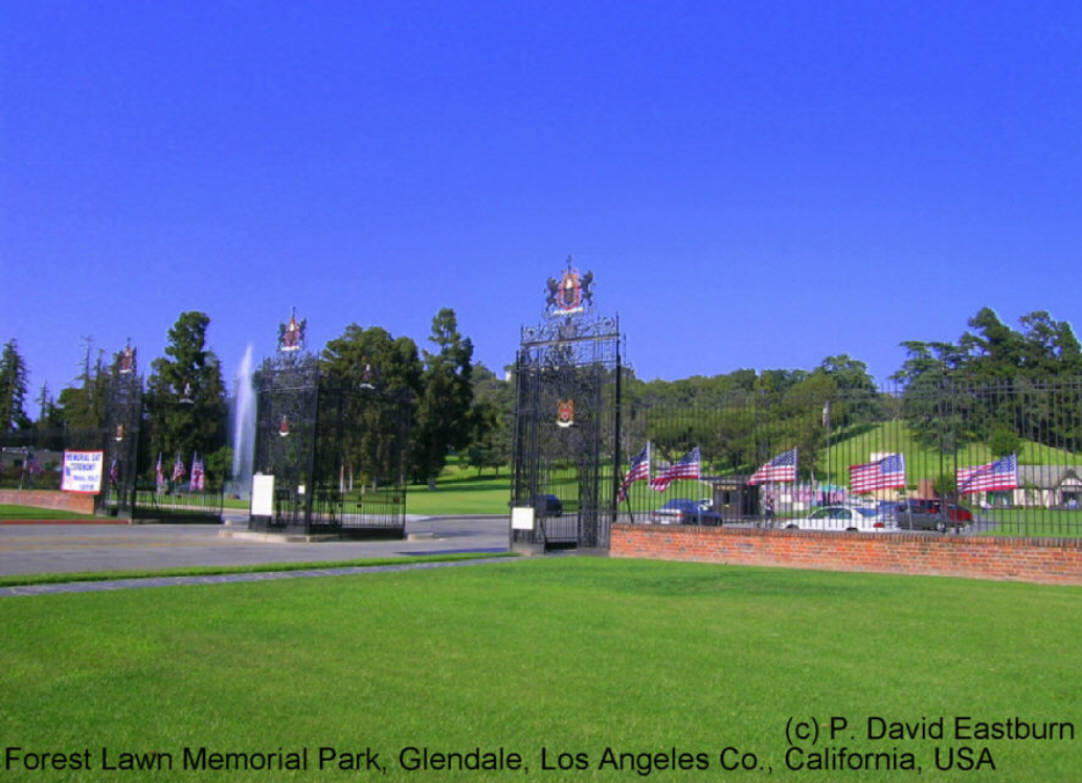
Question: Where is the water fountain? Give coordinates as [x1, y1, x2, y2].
[229, 343, 256, 499]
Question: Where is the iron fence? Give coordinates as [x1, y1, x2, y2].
[617, 378, 1082, 539]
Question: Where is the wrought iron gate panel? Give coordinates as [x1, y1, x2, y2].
[309, 384, 410, 537]
[252, 354, 320, 532]
[102, 365, 143, 515]
[250, 314, 410, 538]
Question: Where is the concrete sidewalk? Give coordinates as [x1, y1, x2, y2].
[0, 555, 519, 597]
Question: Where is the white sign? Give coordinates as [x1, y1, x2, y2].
[251, 474, 275, 517]
[511, 506, 535, 531]
[61, 450, 104, 494]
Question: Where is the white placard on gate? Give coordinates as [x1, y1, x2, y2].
[251, 474, 275, 517]
[511, 506, 535, 531]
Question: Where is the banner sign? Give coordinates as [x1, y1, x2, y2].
[61, 450, 104, 494]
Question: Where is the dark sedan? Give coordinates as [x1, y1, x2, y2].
[895, 499, 972, 531]
[650, 498, 723, 526]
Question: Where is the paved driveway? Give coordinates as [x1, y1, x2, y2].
[0, 515, 510, 576]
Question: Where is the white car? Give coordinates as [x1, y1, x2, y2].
[784, 505, 895, 533]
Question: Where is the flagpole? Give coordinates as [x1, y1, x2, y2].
[822, 401, 831, 507]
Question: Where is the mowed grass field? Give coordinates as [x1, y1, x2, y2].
[0, 504, 101, 522]
[2, 558, 1079, 782]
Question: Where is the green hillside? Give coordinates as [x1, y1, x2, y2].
[818, 420, 1080, 487]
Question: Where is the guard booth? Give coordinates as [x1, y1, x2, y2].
[710, 475, 759, 523]
[510, 263, 622, 552]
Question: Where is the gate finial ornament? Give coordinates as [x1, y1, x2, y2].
[545, 258, 594, 317]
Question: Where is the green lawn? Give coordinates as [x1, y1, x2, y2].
[0, 504, 101, 522]
[2, 558, 1078, 782]
[983, 508, 1082, 538]
[404, 467, 512, 515]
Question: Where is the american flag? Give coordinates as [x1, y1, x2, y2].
[155, 453, 166, 492]
[957, 454, 1018, 494]
[24, 451, 44, 476]
[649, 446, 701, 492]
[190, 453, 205, 491]
[747, 447, 797, 485]
[172, 452, 186, 482]
[618, 442, 651, 500]
[850, 453, 906, 493]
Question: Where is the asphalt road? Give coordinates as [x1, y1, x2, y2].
[0, 514, 511, 576]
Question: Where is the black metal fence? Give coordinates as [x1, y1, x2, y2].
[618, 377, 1082, 539]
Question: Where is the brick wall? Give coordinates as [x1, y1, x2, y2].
[610, 524, 1082, 586]
[0, 489, 96, 515]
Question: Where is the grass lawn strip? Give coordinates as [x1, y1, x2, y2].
[1, 558, 1078, 782]
[0, 551, 515, 589]
[0, 504, 103, 522]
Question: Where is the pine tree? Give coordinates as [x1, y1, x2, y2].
[0, 339, 31, 431]
[146, 312, 227, 470]
[412, 309, 474, 485]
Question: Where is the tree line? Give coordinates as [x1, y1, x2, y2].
[2, 307, 1080, 485]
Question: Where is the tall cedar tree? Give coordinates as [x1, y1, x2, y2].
[0, 339, 31, 431]
[146, 312, 227, 472]
[413, 309, 474, 485]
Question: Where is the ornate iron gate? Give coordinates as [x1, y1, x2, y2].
[102, 345, 142, 516]
[511, 263, 621, 550]
[250, 312, 409, 537]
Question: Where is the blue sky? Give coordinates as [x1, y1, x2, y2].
[3, 0, 1080, 406]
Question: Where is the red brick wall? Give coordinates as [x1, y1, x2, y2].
[610, 524, 1082, 586]
[0, 489, 96, 515]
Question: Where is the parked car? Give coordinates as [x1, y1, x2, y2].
[533, 494, 563, 517]
[895, 499, 972, 532]
[785, 505, 895, 533]
[650, 498, 723, 526]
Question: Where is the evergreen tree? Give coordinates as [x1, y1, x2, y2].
[146, 312, 227, 472]
[893, 308, 1082, 451]
[464, 363, 513, 475]
[0, 339, 31, 431]
[412, 308, 474, 485]
[55, 338, 110, 440]
[320, 324, 423, 488]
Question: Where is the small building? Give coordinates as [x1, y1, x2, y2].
[1010, 466, 1082, 508]
[707, 475, 759, 521]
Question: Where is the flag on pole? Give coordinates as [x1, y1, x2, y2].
[109, 457, 119, 485]
[747, 447, 798, 485]
[172, 452, 186, 482]
[155, 453, 165, 492]
[649, 446, 701, 492]
[618, 442, 651, 500]
[190, 452, 205, 491]
[956, 454, 1018, 494]
[25, 451, 44, 477]
[850, 453, 906, 493]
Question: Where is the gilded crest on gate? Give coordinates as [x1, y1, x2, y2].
[556, 399, 575, 428]
[546, 258, 594, 317]
[279, 307, 307, 353]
